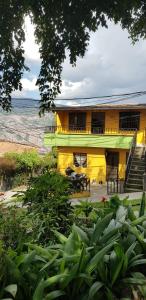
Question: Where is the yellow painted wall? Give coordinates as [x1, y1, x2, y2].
[58, 147, 127, 183]
[55, 109, 146, 181]
[56, 109, 146, 144]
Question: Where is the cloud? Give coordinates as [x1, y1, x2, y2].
[23, 16, 40, 62]
[12, 77, 39, 98]
[21, 77, 38, 91]
[15, 19, 146, 100]
[60, 22, 146, 99]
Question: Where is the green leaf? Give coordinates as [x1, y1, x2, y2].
[127, 206, 136, 221]
[44, 274, 69, 288]
[111, 244, 124, 285]
[53, 231, 68, 244]
[19, 251, 36, 273]
[122, 277, 146, 285]
[33, 279, 46, 300]
[139, 192, 145, 217]
[64, 230, 80, 255]
[116, 206, 127, 222]
[91, 213, 113, 243]
[125, 242, 137, 259]
[86, 241, 115, 273]
[89, 281, 103, 299]
[106, 288, 115, 300]
[28, 244, 52, 259]
[45, 290, 66, 300]
[131, 215, 146, 225]
[4, 285, 17, 298]
[129, 258, 146, 268]
[73, 224, 89, 244]
[40, 253, 59, 272]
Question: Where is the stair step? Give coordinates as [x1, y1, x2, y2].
[129, 172, 143, 178]
[131, 158, 145, 165]
[127, 178, 143, 184]
[126, 184, 143, 190]
[130, 166, 145, 171]
[125, 187, 143, 192]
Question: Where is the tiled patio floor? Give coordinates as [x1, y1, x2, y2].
[71, 184, 143, 204]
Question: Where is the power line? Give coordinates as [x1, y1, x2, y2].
[12, 90, 146, 102]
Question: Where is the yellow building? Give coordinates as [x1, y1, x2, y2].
[44, 100, 146, 191]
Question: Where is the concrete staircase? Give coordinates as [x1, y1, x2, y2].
[125, 147, 145, 192]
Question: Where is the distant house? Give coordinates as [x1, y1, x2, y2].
[44, 96, 146, 192]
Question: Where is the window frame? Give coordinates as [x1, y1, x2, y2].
[69, 112, 86, 131]
[73, 152, 87, 168]
[119, 111, 140, 131]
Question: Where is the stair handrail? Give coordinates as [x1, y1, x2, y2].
[124, 130, 137, 189]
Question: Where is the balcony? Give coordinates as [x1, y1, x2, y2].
[44, 126, 135, 149]
[45, 125, 136, 135]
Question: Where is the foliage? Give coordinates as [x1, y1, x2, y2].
[0, 150, 57, 190]
[0, 205, 30, 250]
[139, 192, 145, 217]
[0, 1, 146, 112]
[40, 148, 57, 170]
[1, 201, 146, 299]
[75, 200, 93, 218]
[23, 172, 73, 244]
[5, 151, 42, 173]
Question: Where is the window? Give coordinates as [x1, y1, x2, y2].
[119, 111, 140, 130]
[73, 153, 87, 167]
[69, 112, 86, 130]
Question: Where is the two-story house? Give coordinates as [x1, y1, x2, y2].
[44, 98, 146, 192]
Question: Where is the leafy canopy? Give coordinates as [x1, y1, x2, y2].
[0, 0, 146, 113]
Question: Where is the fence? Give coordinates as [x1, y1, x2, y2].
[107, 179, 124, 195]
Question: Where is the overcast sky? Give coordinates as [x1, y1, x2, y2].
[13, 16, 146, 100]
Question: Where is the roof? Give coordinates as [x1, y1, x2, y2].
[54, 93, 146, 111]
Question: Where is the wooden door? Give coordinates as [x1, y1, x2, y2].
[106, 151, 119, 180]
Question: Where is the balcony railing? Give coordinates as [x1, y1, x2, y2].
[45, 125, 137, 135]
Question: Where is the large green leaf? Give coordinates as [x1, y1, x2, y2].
[91, 213, 113, 243]
[73, 224, 89, 244]
[88, 281, 103, 299]
[86, 241, 115, 273]
[64, 230, 81, 255]
[116, 206, 127, 222]
[122, 242, 137, 275]
[4, 285, 17, 298]
[122, 277, 146, 285]
[40, 253, 59, 272]
[106, 288, 115, 300]
[139, 192, 145, 217]
[131, 215, 146, 226]
[45, 290, 66, 300]
[28, 244, 52, 259]
[19, 251, 36, 273]
[33, 275, 68, 300]
[33, 279, 46, 300]
[53, 231, 68, 244]
[110, 244, 124, 285]
[129, 258, 146, 268]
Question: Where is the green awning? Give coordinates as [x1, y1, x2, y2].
[44, 133, 133, 149]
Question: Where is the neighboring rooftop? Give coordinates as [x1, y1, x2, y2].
[54, 92, 146, 110]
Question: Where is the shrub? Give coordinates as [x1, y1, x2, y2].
[5, 150, 41, 173]
[23, 171, 73, 244]
[0, 206, 30, 250]
[1, 200, 146, 300]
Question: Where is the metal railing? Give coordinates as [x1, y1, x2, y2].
[107, 179, 124, 195]
[124, 130, 137, 189]
[45, 125, 137, 135]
